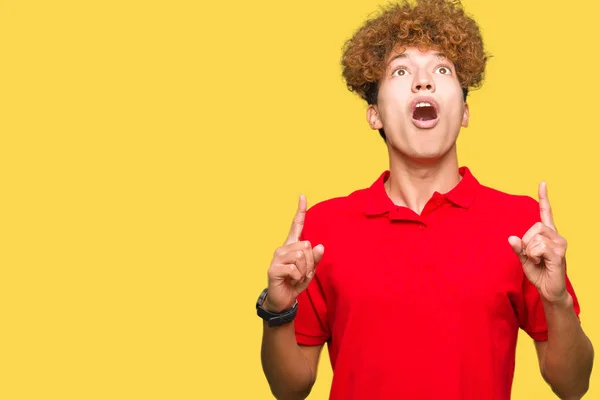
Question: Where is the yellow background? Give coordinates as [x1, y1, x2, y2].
[1, 0, 598, 398]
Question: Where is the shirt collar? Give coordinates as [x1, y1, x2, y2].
[364, 166, 479, 216]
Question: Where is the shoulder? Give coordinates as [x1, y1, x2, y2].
[477, 183, 538, 212]
[305, 187, 369, 222]
[301, 185, 371, 236]
[475, 183, 541, 231]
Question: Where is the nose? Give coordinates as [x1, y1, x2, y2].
[412, 72, 435, 93]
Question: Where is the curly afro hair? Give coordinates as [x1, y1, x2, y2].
[341, 0, 490, 105]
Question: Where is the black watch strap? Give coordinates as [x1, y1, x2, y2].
[256, 288, 298, 327]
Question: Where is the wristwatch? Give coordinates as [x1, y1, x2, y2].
[256, 288, 298, 327]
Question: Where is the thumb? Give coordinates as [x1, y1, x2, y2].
[295, 244, 325, 294]
[508, 236, 527, 265]
[313, 244, 325, 264]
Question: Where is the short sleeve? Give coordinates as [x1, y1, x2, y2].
[294, 272, 330, 345]
[516, 196, 581, 341]
[519, 262, 581, 341]
[294, 206, 331, 346]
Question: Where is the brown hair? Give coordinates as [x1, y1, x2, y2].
[341, 0, 490, 104]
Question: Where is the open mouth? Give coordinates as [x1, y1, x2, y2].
[411, 99, 439, 129]
[413, 102, 437, 121]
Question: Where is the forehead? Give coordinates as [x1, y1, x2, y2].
[387, 46, 449, 64]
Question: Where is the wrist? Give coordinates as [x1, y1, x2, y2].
[256, 288, 299, 327]
[262, 292, 296, 313]
[262, 295, 283, 313]
[542, 290, 572, 310]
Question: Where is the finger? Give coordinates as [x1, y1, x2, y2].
[268, 263, 303, 284]
[276, 240, 313, 256]
[521, 222, 545, 249]
[285, 194, 307, 245]
[275, 248, 307, 266]
[522, 222, 559, 249]
[294, 245, 326, 293]
[276, 249, 307, 277]
[539, 181, 557, 232]
[508, 236, 528, 265]
[303, 244, 315, 279]
[526, 236, 562, 266]
[295, 274, 313, 293]
[525, 236, 546, 265]
[303, 244, 325, 280]
[293, 249, 307, 277]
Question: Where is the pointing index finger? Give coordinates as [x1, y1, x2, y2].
[285, 194, 307, 244]
[538, 181, 557, 232]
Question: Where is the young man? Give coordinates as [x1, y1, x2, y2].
[256, 1, 594, 399]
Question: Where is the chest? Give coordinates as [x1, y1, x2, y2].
[326, 217, 524, 321]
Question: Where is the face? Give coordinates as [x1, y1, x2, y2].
[367, 47, 469, 162]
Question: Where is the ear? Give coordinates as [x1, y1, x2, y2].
[366, 105, 383, 130]
[461, 103, 470, 128]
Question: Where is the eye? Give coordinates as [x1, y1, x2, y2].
[392, 67, 408, 77]
[436, 66, 452, 75]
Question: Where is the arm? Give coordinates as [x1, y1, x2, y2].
[508, 183, 594, 399]
[261, 321, 323, 399]
[534, 293, 594, 400]
[260, 195, 327, 399]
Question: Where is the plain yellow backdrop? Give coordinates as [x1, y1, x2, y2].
[0, 0, 598, 398]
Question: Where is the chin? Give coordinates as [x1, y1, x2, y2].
[388, 132, 456, 161]
[402, 144, 455, 164]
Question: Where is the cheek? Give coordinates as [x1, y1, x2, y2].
[437, 82, 465, 118]
[446, 102, 465, 120]
[378, 83, 411, 121]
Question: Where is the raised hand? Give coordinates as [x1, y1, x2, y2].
[263, 195, 325, 313]
[508, 182, 569, 304]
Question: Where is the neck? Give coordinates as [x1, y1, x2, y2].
[385, 145, 461, 215]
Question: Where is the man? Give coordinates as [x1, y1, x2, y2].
[256, 0, 594, 399]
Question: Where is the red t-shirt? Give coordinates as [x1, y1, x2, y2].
[295, 166, 580, 400]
